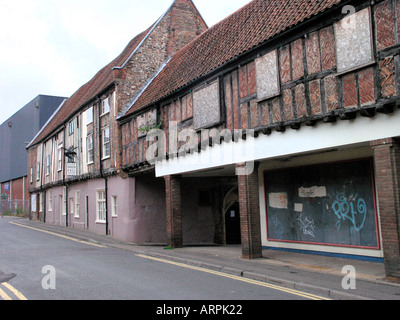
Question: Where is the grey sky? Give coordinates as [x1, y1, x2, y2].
[0, 0, 250, 125]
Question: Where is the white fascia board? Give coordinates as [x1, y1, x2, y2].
[155, 110, 400, 177]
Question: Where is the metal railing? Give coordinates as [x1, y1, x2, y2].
[0, 200, 30, 217]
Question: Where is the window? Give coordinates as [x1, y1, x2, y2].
[48, 191, 53, 211]
[46, 155, 50, 176]
[39, 193, 43, 212]
[96, 190, 106, 223]
[36, 163, 40, 181]
[335, 7, 373, 73]
[86, 107, 93, 125]
[102, 127, 110, 159]
[87, 135, 94, 164]
[58, 144, 63, 172]
[75, 191, 80, 218]
[101, 98, 110, 115]
[62, 187, 67, 216]
[68, 120, 74, 135]
[30, 167, 33, 183]
[256, 49, 280, 100]
[193, 81, 221, 130]
[111, 196, 118, 217]
[70, 198, 74, 215]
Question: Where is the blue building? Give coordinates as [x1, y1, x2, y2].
[0, 95, 66, 211]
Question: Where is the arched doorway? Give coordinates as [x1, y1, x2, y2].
[225, 202, 241, 245]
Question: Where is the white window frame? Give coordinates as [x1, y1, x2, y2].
[46, 155, 50, 176]
[101, 98, 110, 116]
[62, 187, 67, 216]
[70, 197, 74, 215]
[96, 190, 106, 223]
[68, 120, 74, 135]
[75, 191, 80, 218]
[111, 195, 118, 217]
[102, 127, 111, 160]
[58, 144, 63, 172]
[30, 167, 33, 183]
[86, 107, 93, 125]
[36, 163, 40, 181]
[87, 135, 94, 164]
[39, 193, 43, 212]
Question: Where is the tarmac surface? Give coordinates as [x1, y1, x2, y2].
[6, 216, 400, 300]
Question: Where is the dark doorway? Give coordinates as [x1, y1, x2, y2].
[225, 203, 241, 245]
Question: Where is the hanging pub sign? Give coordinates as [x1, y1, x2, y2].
[67, 163, 77, 177]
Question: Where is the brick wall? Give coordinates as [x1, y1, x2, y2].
[237, 162, 262, 259]
[371, 138, 400, 279]
[165, 175, 183, 248]
[115, 0, 207, 115]
[121, 0, 399, 148]
[119, 0, 207, 169]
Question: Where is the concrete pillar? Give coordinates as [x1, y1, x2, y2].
[371, 138, 400, 280]
[164, 175, 183, 248]
[237, 162, 262, 259]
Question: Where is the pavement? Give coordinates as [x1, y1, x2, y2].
[6, 216, 400, 300]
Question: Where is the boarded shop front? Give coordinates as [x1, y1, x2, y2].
[264, 159, 380, 253]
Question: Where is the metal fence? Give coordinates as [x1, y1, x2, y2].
[0, 200, 30, 217]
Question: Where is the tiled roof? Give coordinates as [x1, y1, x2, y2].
[28, 26, 152, 147]
[124, 0, 342, 117]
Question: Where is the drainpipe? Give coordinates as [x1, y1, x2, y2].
[38, 141, 48, 223]
[97, 96, 109, 236]
[62, 123, 69, 228]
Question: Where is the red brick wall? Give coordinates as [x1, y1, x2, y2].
[121, 0, 400, 164]
[165, 175, 182, 248]
[237, 162, 262, 259]
[11, 178, 23, 200]
[371, 138, 400, 279]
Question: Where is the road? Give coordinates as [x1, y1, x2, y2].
[0, 217, 332, 304]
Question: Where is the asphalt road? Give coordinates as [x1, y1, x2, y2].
[0, 217, 332, 304]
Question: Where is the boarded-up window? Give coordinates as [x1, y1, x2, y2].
[335, 8, 374, 73]
[137, 109, 157, 138]
[256, 50, 280, 101]
[193, 80, 221, 130]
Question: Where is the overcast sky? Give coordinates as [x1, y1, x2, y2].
[0, 0, 251, 125]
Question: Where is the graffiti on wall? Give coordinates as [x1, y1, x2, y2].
[332, 193, 367, 233]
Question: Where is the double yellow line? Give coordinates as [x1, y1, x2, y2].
[9, 222, 107, 248]
[137, 254, 332, 301]
[0, 283, 27, 300]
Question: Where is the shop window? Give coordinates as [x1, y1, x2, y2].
[264, 159, 379, 249]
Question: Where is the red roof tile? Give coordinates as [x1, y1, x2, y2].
[124, 0, 342, 117]
[29, 26, 152, 147]
[29, 0, 207, 148]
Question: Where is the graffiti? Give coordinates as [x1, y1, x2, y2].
[297, 213, 316, 238]
[271, 215, 284, 239]
[332, 193, 367, 233]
